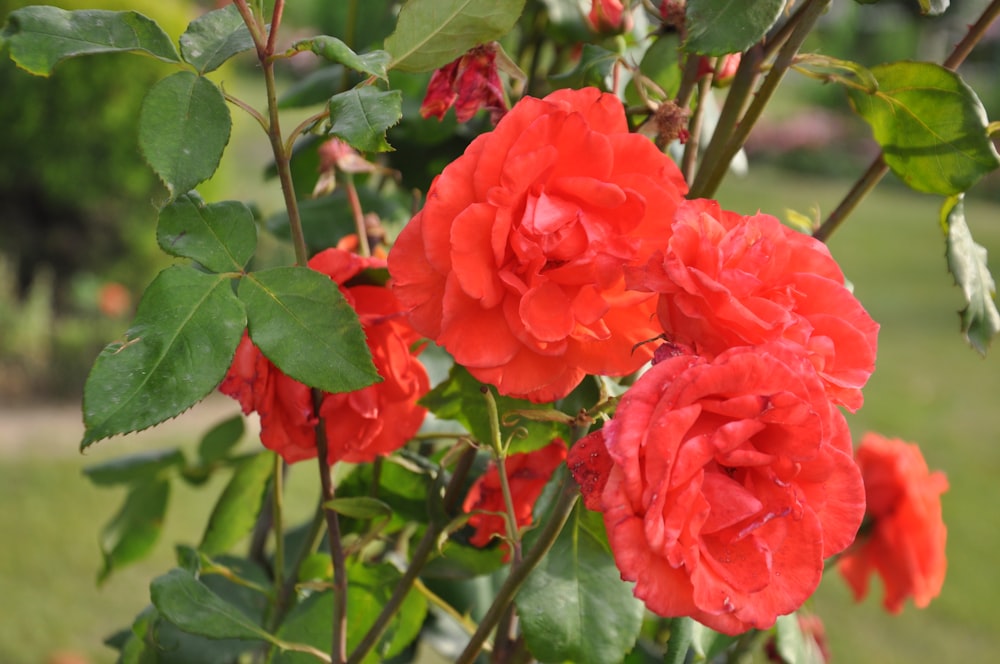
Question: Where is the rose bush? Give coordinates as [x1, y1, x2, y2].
[220, 244, 430, 465]
[838, 433, 949, 613]
[389, 86, 689, 403]
[627, 198, 879, 411]
[569, 343, 866, 635]
[462, 438, 568, 560]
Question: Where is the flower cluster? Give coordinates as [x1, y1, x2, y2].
[390, 87, 890, 634]
[220, 241, 430, 466]
[838, 433, 948, 613]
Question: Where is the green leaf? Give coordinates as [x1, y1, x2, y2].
[941, 195, 1000, 355]
[139, 71, 233, 199]
[1, 6, 180, 76]
[327, 87, 402, 153]
[198, 415, 246, 465]
[99, 479, 170, 583]
[847, 62, 1000, 195]
[157, 193, 258, 273]
[151, 568, 274, 642]
[238, 267, 379, 393]
[551, 43, 618, 91]
[517, 506, 644, 664]
[291, 36, 390, 80]
[422, 364, 568, 453]
[324, 496, 393, 520]
[200, 452, 275, 556]
[179, 4, 255, 74]
[685, 0, 786, 56]
[384, 0, 526, 73]
[273, 561, 427, 663]
[85, 448, 186, 486]
[82, 266, 246, 448]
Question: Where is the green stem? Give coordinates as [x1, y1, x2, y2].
[681, 75, 712, 183]
[343, 175, 372, 257]
[814, 0, 1000, 242]
[687, 44, 763, 198]
[271, 453, 286, 606]
[691, 0, 831, 199]
[346, 443, 479, 664]
[269, 498, 329, 632]
[454, 477, 580, 664]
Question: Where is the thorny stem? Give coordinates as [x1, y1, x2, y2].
[346, 443, 479, 664]
[454, 476, 580, 664]
[814, 0, 1000, 242]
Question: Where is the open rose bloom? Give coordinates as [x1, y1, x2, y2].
[389, 87, 688, 402]
[220, 244, 430, 465]
[838, 433, 948, 613]
[570, 345, 865, 635]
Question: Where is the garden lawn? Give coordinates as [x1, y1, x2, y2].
[0, 167, 998, 663]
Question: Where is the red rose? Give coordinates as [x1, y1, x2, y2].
[463, 439, 568, 560]
[838, 433, 948, 613]
[220, 245, 429, 465]
[390, 87, 688, 402]
[420, 43, 508, 125]
[627, 198, 878, 411]
[569, 343, 865, 635]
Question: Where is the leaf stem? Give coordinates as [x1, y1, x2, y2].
[454, 476, 580, 664]
[346, 443, 479, 664]
[271, 453, 286, 607]
[343, 175, 372, 257]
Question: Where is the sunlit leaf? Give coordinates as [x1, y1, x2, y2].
[85, 449, 186, 487]
[199, 451, 275, 556]
[517, 506, 644, 664]
[291, 36, 390, 80]
[179, 4, 255, 74]
[685, 0, 786, 56]
[1, 6, 179, 75]
[327, 87, 402, 153]
[272, 561, 427, 663]
[82, 266, 246, 448]
[384, 0, 526, 72]
[139, 71, 233, 199]
[99, 479, 170, 583]
[917, 0, 949, 16]
[847, 62, 1000, 195]
[941, 195, 1000, 354]
[157, 194, 257, 273]
[238, 266, 379, 393]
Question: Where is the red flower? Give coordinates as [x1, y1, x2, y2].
[588, 0, 633, 34]
[219, 243, 430, 465]
[838, 433, 948, 613]
[463, 439, 568, 559]
[627, 198, 878, 411]
[390, 87, 689, 402]
[420, 43, 508, 125]
[569, 343, 865, 635]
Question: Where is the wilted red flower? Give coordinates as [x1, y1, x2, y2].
[220, 242, 429, 465]
[627, 198, 878, 411]
[588, 0, 633, 33]
[420, 43, 508, 125]
[838, 433, 948, 613]
[569, 343, 865, 635]
[463, 439, 568, 559]
[390, 87, 689, 402]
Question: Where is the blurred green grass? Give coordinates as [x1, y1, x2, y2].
[1, 166, 998, 663]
